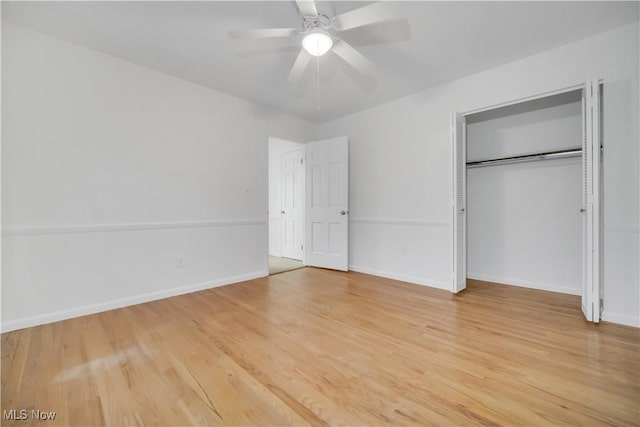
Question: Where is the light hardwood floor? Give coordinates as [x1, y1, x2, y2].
[2, 268, 639, 426]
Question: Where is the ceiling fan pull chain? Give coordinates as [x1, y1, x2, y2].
[316, 47, 320, 111]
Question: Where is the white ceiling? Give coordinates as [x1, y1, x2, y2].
[3, 1, 638, 122]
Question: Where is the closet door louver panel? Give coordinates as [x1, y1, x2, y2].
[591, 78, 601, 323]
[581, 78, 601, 322]
[452, 112, 466, 293]
[581, 89, 590, 320]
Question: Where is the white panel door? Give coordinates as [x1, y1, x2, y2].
[281, 148, 304, 260]
[305, 137, 349, 271]
[452, 112, 467, 293]
[581, 78, 602, 322]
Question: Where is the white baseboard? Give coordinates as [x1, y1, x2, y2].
[349, 265, 450, 291]
[601, 311, 640, 328]
[1, 270, 268, 333]
[467, 273, 581, 296]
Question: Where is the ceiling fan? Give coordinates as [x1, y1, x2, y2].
[229, 0, 404, 85]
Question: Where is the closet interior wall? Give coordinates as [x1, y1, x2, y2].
[466, 90, 583, 295]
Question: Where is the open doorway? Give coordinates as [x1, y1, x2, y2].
[267, 136, 350, 275]
[268, 137, 305, 274]
[466, 90, 584, 296]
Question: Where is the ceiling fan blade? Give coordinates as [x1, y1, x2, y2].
[334, 2, 403, 32]
[295, 0, 318, 17]
[235, 45, 301, 59]
[332, 40, 375, 76]
[288, 49, 312, 84]
[228, 28, 300, 39]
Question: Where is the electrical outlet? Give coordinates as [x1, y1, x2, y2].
[176, 256, 186, 269]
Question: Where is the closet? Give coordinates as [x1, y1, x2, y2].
[467, 90, 583, 295]
[451, 80, 602, 322]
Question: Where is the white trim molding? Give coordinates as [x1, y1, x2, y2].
[350, 218, 450, 227]
[601, 311, 640, 328]
[349, 265, 450, 291]
[467, 273, 581, 296]
[462, 82, 586, 116]
[0, 270, 268, 333]
[2, 219, 266, 237]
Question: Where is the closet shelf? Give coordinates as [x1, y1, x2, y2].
[466, 147, 582, 169]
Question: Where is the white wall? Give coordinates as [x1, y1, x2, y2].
[268, 137, 304, 257]
[466, 93, 583, 294]
[1, 22, 313, 331]
[3, 20, 638, 330]
[314, 22, 639, 326]
[466, 92, 583, 160]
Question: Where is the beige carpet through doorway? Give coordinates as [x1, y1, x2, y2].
[269, 256, 305, 275]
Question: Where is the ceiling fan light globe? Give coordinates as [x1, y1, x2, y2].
[302, 31, 333, 56]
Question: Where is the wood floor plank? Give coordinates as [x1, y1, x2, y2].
[1, 269, 638, 426]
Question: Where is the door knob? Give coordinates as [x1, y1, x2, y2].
[281, 210, 285, 214]
[580, 208, 586, 213]
[460, 208, 465, 213]
[340, 210, 348, 215]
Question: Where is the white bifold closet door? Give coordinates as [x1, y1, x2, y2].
[305, 137, 349, 271]
[581, 78, 602, 322]
[452, 112, 467, 293]
[451, 78, 601, 323]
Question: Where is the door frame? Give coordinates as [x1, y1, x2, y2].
[451, 80, 603, 322]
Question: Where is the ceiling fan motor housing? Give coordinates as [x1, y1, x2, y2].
[303, 13, 334, 35]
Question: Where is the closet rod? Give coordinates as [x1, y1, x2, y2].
[466, 147, 582, 169]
